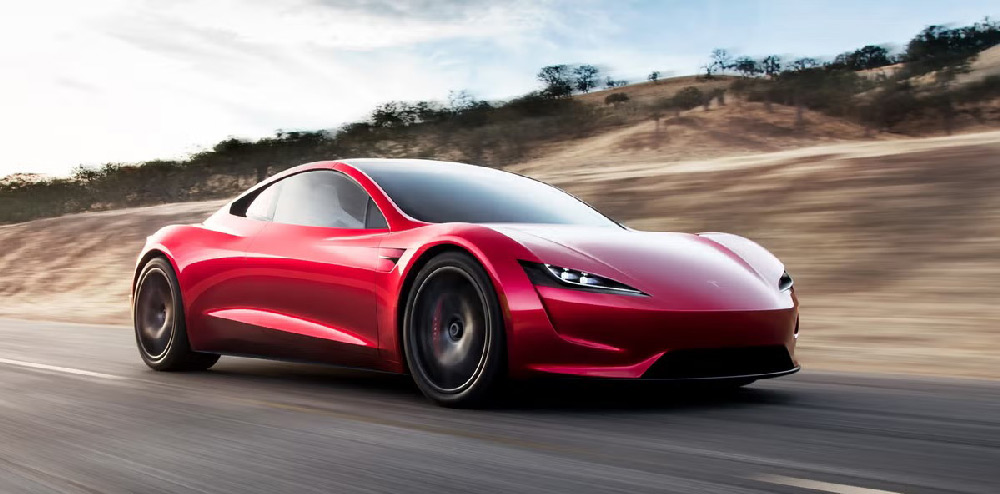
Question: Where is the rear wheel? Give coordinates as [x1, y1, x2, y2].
[403, 252, 506, 407]
[133, 257, 219, 371]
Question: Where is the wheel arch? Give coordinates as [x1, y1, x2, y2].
[132, 247, 181, 298]
[394, 242, 480, 371]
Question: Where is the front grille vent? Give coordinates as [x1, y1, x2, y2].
[643, 345, 794, 379]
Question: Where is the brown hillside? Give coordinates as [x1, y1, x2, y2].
[0, 200, 225, 323]
[575, 76, 732, 107]
[511, 100, 885, 178]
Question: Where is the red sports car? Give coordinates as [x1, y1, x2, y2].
[132, 159, 799, 406]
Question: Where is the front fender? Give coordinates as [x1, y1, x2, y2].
[375, 223, 555, 376]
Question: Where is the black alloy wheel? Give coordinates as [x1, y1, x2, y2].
[133, 257, 219, 371]
[403, 252, 506, 407]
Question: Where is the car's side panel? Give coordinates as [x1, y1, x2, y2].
[227, 222, 385, 367]
[136, 209, 268, 351]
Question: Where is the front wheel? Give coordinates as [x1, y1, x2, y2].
[133, 257, 219, 371]
[402, 252, 506, 407]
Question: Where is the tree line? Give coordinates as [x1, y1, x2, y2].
[691, 17, 1000, 133]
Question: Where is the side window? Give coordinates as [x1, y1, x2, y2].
[366, 197, 388, 229]
[272, 170, 373, 229]
[244, 183, 280, 221]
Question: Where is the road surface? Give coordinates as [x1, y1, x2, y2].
[1, 318, 998, 493]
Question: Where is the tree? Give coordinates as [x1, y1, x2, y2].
[789, 57, 819, 72]
[573, 65, 600, 93]
[537, 65, 573, 98]
[903, 19, 1000, 76]
[706, 48, 733, 77]
[853, 45, 893, 70]
[370, 101, 414, 128]
[833, 45, 893, 71]
[761, 55, 782, 78]
[648, 71, 661, 84]
[604, 77, 628, 89]
[733, 57, 761, 78]
[448, 90, 475, 112]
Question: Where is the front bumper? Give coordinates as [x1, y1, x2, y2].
[506, 284, 799, 380]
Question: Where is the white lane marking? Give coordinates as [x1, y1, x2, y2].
[0, 357, 125, 380]
[755, 474, 901, 494]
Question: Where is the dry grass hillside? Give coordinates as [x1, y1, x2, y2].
[956, 44, 1000, 85]
[1, 130, 998, 379]
[514, 100, 886, 177]
[0, 201, 225, 323]
[576, 76, 732, 107]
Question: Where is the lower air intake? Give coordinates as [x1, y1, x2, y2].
[643, 345, 795, 379]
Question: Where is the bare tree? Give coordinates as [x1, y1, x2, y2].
[760, 55, 782, 78]
[708, 48, 734, 77]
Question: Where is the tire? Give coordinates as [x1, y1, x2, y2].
[402, 252, 506, 407]
[133, 257, 219, 372]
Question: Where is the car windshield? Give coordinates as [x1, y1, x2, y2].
[352, 161, 621, 227]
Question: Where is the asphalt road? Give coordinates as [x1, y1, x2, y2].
[1, 318, 998, 493]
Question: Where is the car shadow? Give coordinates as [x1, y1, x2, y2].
[496, 378, 796, 413]
[199, 358, 796, 413]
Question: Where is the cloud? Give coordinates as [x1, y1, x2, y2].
[0, 0, 597, 176]
[113, 0, 554, 51]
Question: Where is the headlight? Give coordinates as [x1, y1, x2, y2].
[779, 270, 794, 292]
[519, 261, 646, 296]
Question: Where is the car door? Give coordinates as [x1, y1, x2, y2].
[186, 181, 279, 351]
[228, 169, 389, 367]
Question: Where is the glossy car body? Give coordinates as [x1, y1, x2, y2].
[134, 159, 799, 381]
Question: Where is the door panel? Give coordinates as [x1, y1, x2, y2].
[184, 212, 270, 351]
[200, 169, 389, 367]
[234, 223, 385, 366]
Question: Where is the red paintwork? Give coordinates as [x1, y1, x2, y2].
[205, 308, 374, 347]
[135, 160, 798, 379]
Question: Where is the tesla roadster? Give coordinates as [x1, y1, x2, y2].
[132, 159, 799, 406]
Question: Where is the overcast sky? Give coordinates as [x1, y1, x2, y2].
[1, 0, 996, 176]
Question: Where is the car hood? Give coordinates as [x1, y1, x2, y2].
[486, 223, 791, 311]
